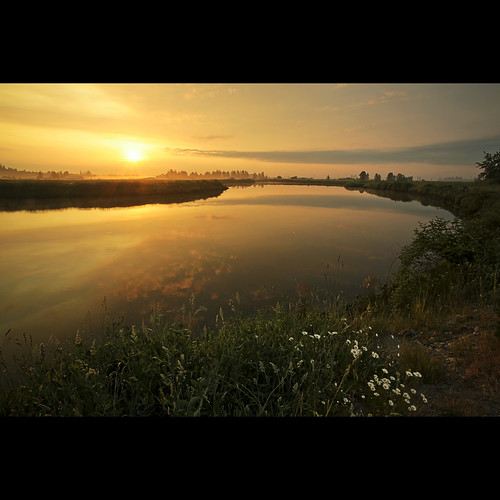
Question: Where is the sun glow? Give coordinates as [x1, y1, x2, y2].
[123, 149, 145, 162]
[121, 142, 149, 162]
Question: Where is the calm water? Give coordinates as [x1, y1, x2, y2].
[0, 184, 453, 349]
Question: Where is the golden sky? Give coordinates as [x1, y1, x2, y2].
[1, 83, 500, 179]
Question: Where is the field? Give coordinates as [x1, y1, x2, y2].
[0, 178, 228, 210]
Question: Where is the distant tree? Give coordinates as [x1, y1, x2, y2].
[374, 173, 381, 181]
[476, 150, 500, 181]
[359, 170, 369, 181]
[387, 172, 395, 182]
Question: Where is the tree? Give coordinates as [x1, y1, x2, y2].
[359, 170, 369, 181]
[374, 173, 381, 181]
[387, 172, 395, 181]
[476, 150, 500, 181]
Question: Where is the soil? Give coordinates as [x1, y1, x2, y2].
[384, 308, 500, 417]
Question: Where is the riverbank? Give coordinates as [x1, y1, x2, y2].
[262, 177, 500, 219]
[0, 178, 228, 211]
[0, 178, 499, 416]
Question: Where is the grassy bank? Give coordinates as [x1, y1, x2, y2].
[351, 178, 500, 218]
[0, 298, 431, 417]
[0, 178, 228, 210]
[361, 179, 500, 318]
[0, 178, 499, 416]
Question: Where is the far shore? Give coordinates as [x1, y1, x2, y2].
[0, 178, 229, 211]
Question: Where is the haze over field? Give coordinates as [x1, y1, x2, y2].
[1, 83, 500, 180]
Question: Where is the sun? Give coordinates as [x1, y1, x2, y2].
[123, 147, 146, 162]
[119, 141, 149, 163]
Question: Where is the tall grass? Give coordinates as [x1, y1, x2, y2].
[0, 298, 429, 417]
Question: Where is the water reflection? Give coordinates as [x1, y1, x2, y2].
[0, 184, 453, 349]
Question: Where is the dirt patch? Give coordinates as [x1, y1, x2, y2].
[385, 311, 500, 417]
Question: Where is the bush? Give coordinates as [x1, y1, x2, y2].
[387, 213, 500, 311]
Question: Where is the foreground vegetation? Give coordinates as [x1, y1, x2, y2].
[0, 298, 432, 416]
[1, 172, 499, 416]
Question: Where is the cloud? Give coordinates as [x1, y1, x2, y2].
[190, 135, 234, 141]
[171, 135, 500, 166]
[359, 90, 409, 106]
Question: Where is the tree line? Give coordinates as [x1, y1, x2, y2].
[358, 170, 413, 182]
[156, 169, 268, 180]
[356, 149, 500, 183]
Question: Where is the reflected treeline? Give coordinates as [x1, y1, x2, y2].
[0, 179, 228, 211]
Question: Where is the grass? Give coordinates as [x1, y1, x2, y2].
[1, 177, 499, 417]
[0, 298, 429, 417]
[0, 178, 228, 210]
[353, 178, 500, 219]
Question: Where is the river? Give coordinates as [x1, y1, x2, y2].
[0, 183, 453, 351]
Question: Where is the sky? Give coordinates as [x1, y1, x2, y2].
[1, 82, 500, 180]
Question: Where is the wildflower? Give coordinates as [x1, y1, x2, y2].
[382, 382, 390, 390]
[314, 334, 321, 340]
[368, 381, 376, 391]
[403, 392, 410, 400]
[411, 388, 417, 394]
[413, 371, 422, 378]
[289, 337, 294, 341]
[408, 405, 417, 412]
[328, 331, 338, 335]
[382, 368, 388, 374]
[302, 331, 308, 336]
[421, 394, 428, 403]
[351, 347, 361, 358]
[406, 370, 413, 377]
[388, 400, 394, 406]
[371, 351, 379, 358]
